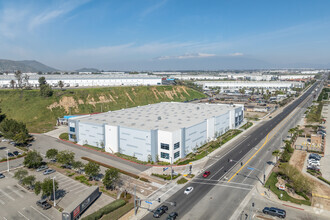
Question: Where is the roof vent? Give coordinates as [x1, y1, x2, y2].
[158, 116, 162, 120]
[197, 107, 200, 110]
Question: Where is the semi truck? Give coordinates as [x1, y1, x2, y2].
[62, 186, 100, 220]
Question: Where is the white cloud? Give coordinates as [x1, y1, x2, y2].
[140, 0, 168, 18]
[29, 0, 91, 30]
[0, 8, 28, 38]
[229, 52, 244, 56]
[157, 53, 216, 60]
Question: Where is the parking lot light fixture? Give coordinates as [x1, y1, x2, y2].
[5, 149, 9, 172]
[52, 177, 56, 207]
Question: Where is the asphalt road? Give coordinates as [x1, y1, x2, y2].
[142, 81, 321, 220]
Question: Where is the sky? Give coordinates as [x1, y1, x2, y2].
[0, 0, 330, 70]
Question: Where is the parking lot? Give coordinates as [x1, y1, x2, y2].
[0, 139, 25, 173]
[0, 172, 61, 220]
[30, 168, 115, 218]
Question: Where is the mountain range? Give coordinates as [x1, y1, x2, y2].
[0, 59, 57, 73]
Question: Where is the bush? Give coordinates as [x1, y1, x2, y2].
[101, 203, 134, 220]
[75, 175, 92, 186]
[82, 199, 126, 220]
[59, 133, 69, 140]
[139, 177, 150, 182]
[177, 177, 188, 184]
[82, 157, 139, 179]
[151, 173, 181, 180]
[318, 176, 330, 185]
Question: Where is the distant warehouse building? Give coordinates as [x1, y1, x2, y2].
[68, 102, 244, 162]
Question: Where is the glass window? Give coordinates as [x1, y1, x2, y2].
[174, 142, 180, 149]
[70, 127, 75, 132]
[160, 152, 169, 159]
[161, 143, 169, 150]
[174, 151, 180, 159]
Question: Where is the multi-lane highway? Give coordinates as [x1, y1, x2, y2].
[143, 80, 321, 220]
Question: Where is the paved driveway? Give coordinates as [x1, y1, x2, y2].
[31, 134, 149, 174]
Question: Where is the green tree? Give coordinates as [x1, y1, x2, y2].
[22, 175, 36, 188]
[0, 118, 28, 140]
[84, 162, 100, 178]
[38, 77, 46, 86]
[13, 131, 29, 145]
[23, 150, 43, 168]
[34, 181, 42, 195]
[41, 178, 59, 198]
[103, 168, 119, 190]
[56, 150, 75, 165]
[0, 108, 6, 123]
[14, 70, 23, 88]
[46, 149, 58, 160]
[72, 161, 84, 173]
[40, 84, 53, 97]
[14, 169, 28, 182]
[10, 79, 15, 89]
[58, 80, 64, 90]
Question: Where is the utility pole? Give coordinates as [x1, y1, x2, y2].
[5, 149, 9, 172]
[52, 177, 56, 207]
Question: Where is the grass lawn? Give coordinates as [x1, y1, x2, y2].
[101, 203, 134, 220]
[0, 86, 205, 133]
[265, 172, 311, 206]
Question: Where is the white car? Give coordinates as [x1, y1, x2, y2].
[308, 160, 320, 166]
[184, 186, 194, 195]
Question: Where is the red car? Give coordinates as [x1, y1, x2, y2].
[203, 171, 211, 178]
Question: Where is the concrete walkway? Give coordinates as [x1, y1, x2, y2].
[43, 125, 68, 139]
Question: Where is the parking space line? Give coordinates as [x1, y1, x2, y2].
[55, 174, 68, 180]
[0, 189, 15, 201]
[72, 186, 89, 195]
[66, 184, 86, 192]
[0, 198, 5, 205]
[209, 166, 224, 179]
[3, 217, 8, 220]
[7, 186, 24, 198]
[57, 178, 74, 184]
[59, 180, 77, 188]
[16, 184, 32, 194]
[30, 206, 51, 220]
[18, 211, 30, 220]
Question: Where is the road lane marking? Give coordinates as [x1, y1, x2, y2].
[0, 189, 15, 201]
[7, 186, 24, 198]
[209, 166, 224, 179]
[159, 185, 177, 199]
[190, 181, 252, 190]
[18, 211, 30, 220]
[228, 86, 312, 182]
[3, 217, 8, 220]
[30, 206, 51, 220]
[0, 199, 5, 205]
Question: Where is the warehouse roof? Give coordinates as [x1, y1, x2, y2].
[74, 102, 242, 131]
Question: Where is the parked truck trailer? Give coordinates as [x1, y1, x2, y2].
[62, 186, 100, 220]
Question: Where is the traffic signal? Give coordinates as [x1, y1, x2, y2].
[241, 162, 243, 166]
[252, 202, 255, 207]
[158, 198, 161, 203]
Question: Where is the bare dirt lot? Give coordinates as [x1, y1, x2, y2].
[289, 150, 307, 171]
[245, 111, 267, 119]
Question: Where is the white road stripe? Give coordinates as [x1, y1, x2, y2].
[0, 189, 15, 201]
[191, 181, 252, 190]
[18, 211, 30, 220]
[66, 183, 86, 191]
[3, 217, 8, 220]
[209, 166, 224, 179]
[159, 185, 177, 199]
[30, 206, 51, 220]
[7, 186, 24, 198]
[0, 199, 5, 205]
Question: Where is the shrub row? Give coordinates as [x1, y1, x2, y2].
[82, 199, 126, 220]
[177, 177, 188, 184]
[81, 157, 139, 179]
[59, 133, 69, 140]
[151, 173, 181, 180]
[101, 203, 134, 220]
[318, 176, 330, 186]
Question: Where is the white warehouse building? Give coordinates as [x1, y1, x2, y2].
[0, 74, 162, 88]
[68, 102, 244, 162]
[195, 81, 304, 90]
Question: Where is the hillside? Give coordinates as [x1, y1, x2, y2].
[0, 59, 57, 72]
[0, 86, 206, 133]
[76, 68, 100, 72]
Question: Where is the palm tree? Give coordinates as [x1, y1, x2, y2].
[288, 128, 296, 137]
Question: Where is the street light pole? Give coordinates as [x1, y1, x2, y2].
[52, 177, 56, 207]
[170, 156, 173, 181]
[5, 149, 9, 172]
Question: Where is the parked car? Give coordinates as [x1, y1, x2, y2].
[153, 205, 168, 218]
[166, 212, 178, 220]
[308, 160, 320, 166]
[310, 153, 321, 160]
[1, 139, 10, 142]
[7, 152, 14, 157]
[61, 164, 72, 169]
[203, 171, 211, 178]
[0, 173, 5, 179]
[43, 169, 56, 175]
[263, 207, 286, 218]
[184, 186, 194, 195]
[309, 155, 321, 161]
[318, 129, 326, 134]
[307, 165, 320, 171]
[13, 151, 21, 156]
[37, 165, 48, 172]
[318, 126, 326, 130]
[9, 141, 16, 145]
[36, 199, 51, 210]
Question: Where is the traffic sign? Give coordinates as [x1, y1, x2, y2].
[163, 167, 169, 171]
[247, 167, 254, 170]
[145, 201, 152, 205]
